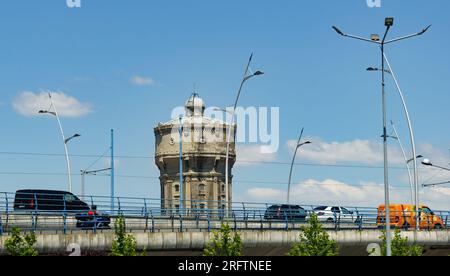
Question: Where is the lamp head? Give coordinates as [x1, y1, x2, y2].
[371, 34, 380, 41]
[332, 26, 344, 36]
[385, 17, 394, 27]
[422, 159, 432, 166]
[418, 25, 432, 35]
[367, 67, 377, 71]
[253, 71, 264, 76]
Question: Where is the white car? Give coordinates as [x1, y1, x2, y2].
[312, 206, 360, 224]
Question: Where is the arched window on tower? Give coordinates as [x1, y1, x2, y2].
[199, 184, 206, 195]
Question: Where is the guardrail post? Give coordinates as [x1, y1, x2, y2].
[358, 214, 363, 231]
[284, 211, 288, 231]
[195, 209, 199, 230]
[333, 211, 337, 231]
[117, 197, 121, 216]
[143, 199, 148, 232]
[5, 193, 9, 229]
[0, 215, 3, 235]
[32, 193, 38, 232]
[445, 214, 449, 229]
[150, 210, 155, 233]
[207, 211, 211, 232]
[63, 212, 67, 234]
[93, 212, 97, 234]
[337, 213, 341, 231]
[179, 214, 183, 232]
[260, 213, 264, 230]
[63, 197, 68, 234]
[232, 211, 237, 231]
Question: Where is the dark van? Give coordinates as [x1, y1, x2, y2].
[264, 204, 307, 221]
[13, 189, 90, 212]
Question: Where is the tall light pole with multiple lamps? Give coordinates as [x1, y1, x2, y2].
[332, 18, 431, 255]
[224, 54, 263, 214]
[287, 127, 311, 204]
[39, 93, 81, 193]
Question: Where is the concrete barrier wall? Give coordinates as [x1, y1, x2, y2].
[1, 230, 449, 255]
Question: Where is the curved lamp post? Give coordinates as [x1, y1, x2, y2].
[367, 55, 424, 232]
[333, 18, 430, 255]
[287, 127, 311, 204]
[388, 120, 423, 205]
[224, 54, 263, 215]
[39, 93, 81, 193]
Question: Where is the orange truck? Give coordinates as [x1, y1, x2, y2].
[377, 204, 445, 229]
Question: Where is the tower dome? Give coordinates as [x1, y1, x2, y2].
[185, 93, 205, 116]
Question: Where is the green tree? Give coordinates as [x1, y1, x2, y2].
[288, 213, 339, 256]
[203, 224, 243, 256]
[110, 216, 138, 256]
[4, 227, 38, 256]
[379, 229, 423, 256]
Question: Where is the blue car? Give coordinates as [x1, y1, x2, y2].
[75, 210, 111, 229]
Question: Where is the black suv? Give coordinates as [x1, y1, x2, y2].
[14, 189, 90, 212]
[13, 189, 110, 229]
[264, 204, 307, 221]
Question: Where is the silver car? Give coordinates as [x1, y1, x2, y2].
[312, 206, 360, 224]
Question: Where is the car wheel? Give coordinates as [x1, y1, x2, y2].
[435, 224, 442, 230]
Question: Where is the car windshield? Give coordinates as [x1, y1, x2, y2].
[341, 207, 352, 214]
[314, 206, 327, 211]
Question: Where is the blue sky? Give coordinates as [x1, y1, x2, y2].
[1, 0, 449, 209]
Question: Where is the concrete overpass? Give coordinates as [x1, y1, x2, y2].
[1, 229, 449, 256]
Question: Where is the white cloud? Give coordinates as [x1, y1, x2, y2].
[13, 91, 92, 118]
[246, 178, 450, 210]
[130, 76, 156, 86]
[287, 138, 406, 165]
[235, 145, 277, 166]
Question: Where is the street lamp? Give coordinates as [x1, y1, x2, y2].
[422, 159, 450, 172]
[287, 127, 311, 204]
[423, 181, 450, 188]
[333, 18, 430, 256]
[39, 93, 81, 193]
[224, 54, 264, 215]
[421, 159, 450, 188]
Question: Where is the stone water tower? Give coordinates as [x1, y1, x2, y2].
[154, 93, 235, 212]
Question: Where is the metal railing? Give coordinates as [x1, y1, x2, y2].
[0, 192, 449, 234]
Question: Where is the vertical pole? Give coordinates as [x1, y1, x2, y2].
[111, 129, 115, 214]
[390, 121, 414, 205]
[383, 54, 420, 233]
[48, 93, 72, 193]
[287, 128, 304, 204]
[81, 170, 85, 201]
[179, 117, 183, 216]
[225, 54, 253, 217]
[381, 43, 392, 256]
